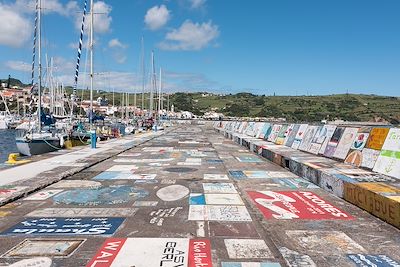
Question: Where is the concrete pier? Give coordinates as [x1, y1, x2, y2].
[0, 123, 399, 266]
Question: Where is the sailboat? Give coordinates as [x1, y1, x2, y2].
[65, 0, 92, 146]
[0, 94, 11, 129]
[0, 112, 10, 129]
[15, 0, 66, 156]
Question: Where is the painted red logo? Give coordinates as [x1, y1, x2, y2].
[248, 191, 353, 220]
[86, 238, 126, 267]
[189, 239, 213, 267]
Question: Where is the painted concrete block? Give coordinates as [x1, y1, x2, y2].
[224, 239, 273, 259]
[344, 182, 400, 228]
[248, 191, 353, 220]
[278, 247, 316, 267]
[1, 218, 125, 236]
[286, 230, 366, 255]
[86, 238, 212, 267]
[347, 254, 400, 267]
[3, 239, 84, 257]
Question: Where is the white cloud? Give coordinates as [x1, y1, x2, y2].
[4, 60, 32, 72]
[108, 39, 128, 64]
[144, 5, 171, 31]
[42, 0, 68, 15]
[68, 42, 77, 49]
[189, 0, 206, 9]
[52, 56, 75, 73]
[12, 0, 34, 14]
[0, 4, 32, 47]
[70, 71, 141, 92]
[75, 1, 112, 34]
[56, 69, 217, 93]
[108, 38, 127, 49]
[12, 0, 113, 34]
[0, 0, 90, 48]
[164, 70, 217, 90]
[13, 0, 79, 16]
[158, 20, 219, 51]
[92, 1, 112, 33]
[113, 55, 126, 64]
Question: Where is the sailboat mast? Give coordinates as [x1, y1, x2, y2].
[126, 92, 129, 120]
[112, 87, 115, 118]
[158, 67, 162, 117]
[89, 0, 94, 129]
[133, 89, 136, 108]
[72, 0, 87, 121]
[167, 93, 170, 112]
[141, 36, 145, 111]
[150, 50, 155, 116]
[37, 0, 42, 132]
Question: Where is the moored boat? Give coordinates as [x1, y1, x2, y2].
[16, 130, 65, 156]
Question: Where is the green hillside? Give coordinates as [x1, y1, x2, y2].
[0, 77, 29, 87]
[2, 78, 399, 124]
[169, 92, 400, 124]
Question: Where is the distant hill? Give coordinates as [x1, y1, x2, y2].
[0, 77, 29, 88]
[169, 92, 400, 124]
[3, 79, 399, 124]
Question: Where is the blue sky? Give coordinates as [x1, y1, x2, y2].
[0, 0, 399, 96]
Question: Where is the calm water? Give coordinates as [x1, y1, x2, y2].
[0, 129, 18, 163]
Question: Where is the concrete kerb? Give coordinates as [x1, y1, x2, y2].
[215, 126, 400, 230]
[0, 129, 172, 207]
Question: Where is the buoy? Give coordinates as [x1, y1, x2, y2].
[64, 140, 73, 149]
[5, 153, 31, 165]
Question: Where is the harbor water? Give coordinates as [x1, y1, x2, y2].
[0, 129, 18, 163]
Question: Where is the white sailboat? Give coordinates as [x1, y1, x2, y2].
[0, 112, 10, 130]
[0, 95, 11, 129]
[15, 0, 66, 156]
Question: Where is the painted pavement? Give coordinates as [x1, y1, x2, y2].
[0, 125, 399, 266]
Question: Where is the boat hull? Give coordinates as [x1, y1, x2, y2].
[16, 138, 62, 156]
[0, 120, 8, 129]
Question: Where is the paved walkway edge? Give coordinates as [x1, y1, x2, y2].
[215, 126, 400, 229]
[0, 130, 170, 207]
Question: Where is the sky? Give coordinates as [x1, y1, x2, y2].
[0, 0, 399, 96]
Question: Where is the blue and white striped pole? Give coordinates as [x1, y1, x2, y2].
[31, 0, 38, 86]
[71, 0, 87, 115]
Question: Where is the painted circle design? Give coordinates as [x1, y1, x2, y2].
[53, 186, 148, 206]
[156, 185, 189, 201]
[10, 257, 52, 267]
[164, 167, 197, 173]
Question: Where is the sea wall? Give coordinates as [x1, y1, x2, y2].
[214, 120, 400, 229]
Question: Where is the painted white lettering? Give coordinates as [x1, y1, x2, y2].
[74, 228, 108, 234]
[89, 260, 109, 267]
[256, 191, 299, 219]
[299, 191, 348, 217]
[98, 251, 114, 259]
[105, 241, 122, 251]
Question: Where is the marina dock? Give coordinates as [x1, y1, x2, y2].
[0, 122, 399, 266]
